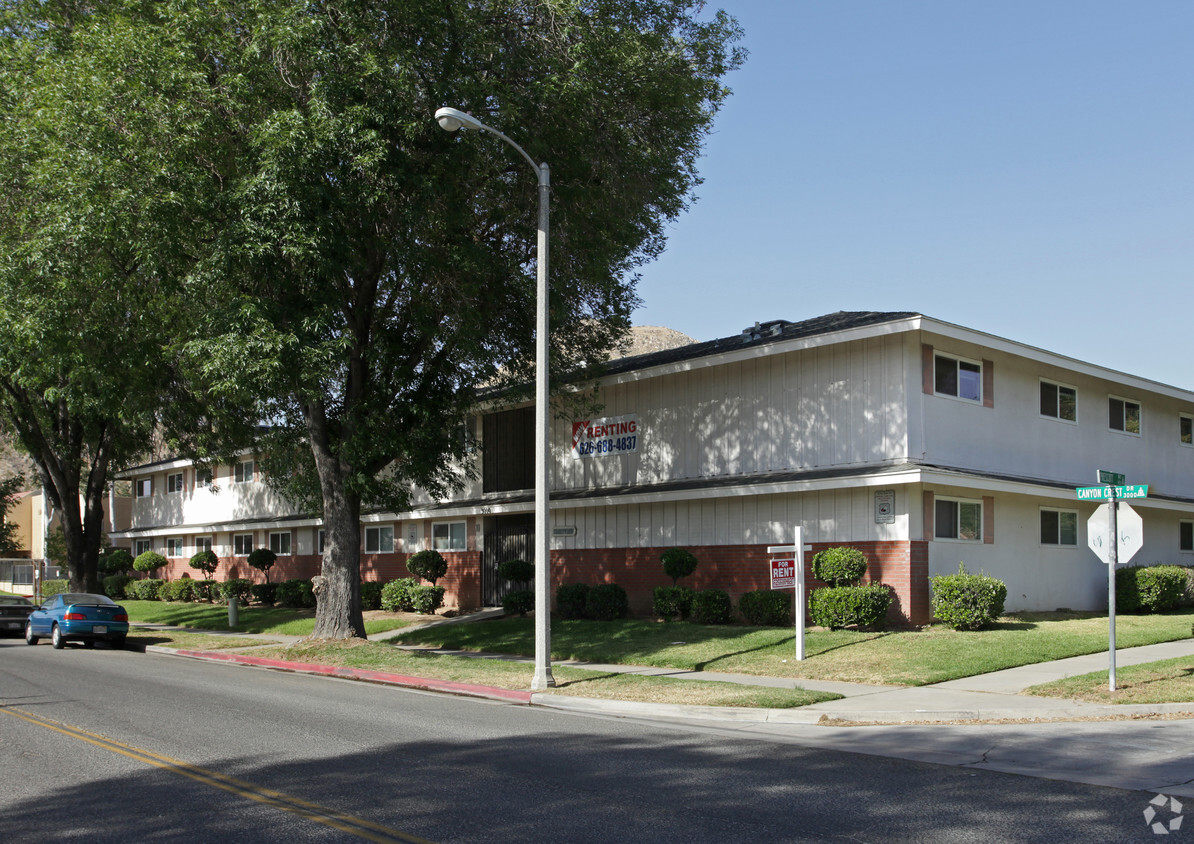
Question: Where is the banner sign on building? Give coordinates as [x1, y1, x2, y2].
[571, 414, 640, 459]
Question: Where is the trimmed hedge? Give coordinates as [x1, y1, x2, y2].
[808, 584, 892, 630]
[161, 579, 195, 602]
[193, 580, 219, 602]
[502, 589, 534, 617]
[652, 585, 693, 621]
[556, 583, 590, 619]
[1116, 565, 1187, 614]
[811, 546, 868, 587]
[133, 550, 167, 575]
[691, 588, 734, 625]
[277, 578, 316, 609]
[41, 579, 68, 598]
[411, 585, 445, 615]
[1181, 567, 1194, 608]
[930, 563, 1007, 630]
[406, 550, 447, 585]
[220, 578, 253, 606]
[660, 547, 698, 585]
[497, 559, 534, 585]
[380, 577, 418, 612]
[102, 574, 134, 600]
[738, 589, 792, 626]
[127, 578, 164, 601]
[189, 550, 220, 579]
[585, 583, 629, 621]
[251, 582, 278, 606]
[359, 581, 382, 611]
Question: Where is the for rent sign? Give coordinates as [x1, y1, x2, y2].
[571, 414, 640, 459]
[769, 558, 795, 590]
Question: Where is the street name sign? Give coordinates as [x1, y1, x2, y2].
[1097, 469, 1126, 486]
[1076, 485, 1148, 501]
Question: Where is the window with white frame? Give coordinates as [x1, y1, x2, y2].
[269, 531, 292, 556]
[432, 521, 467, 551]
[1040, 380, 1077, 423]
[166, 472, 185, 494]
[1181, 415, 1193, 446]
[166, 537, 185, 557]
[935, 497, 982, 541]
[233, 533, 254, 556]
[233, 460, 256, 483]
[196, 468, 213, 488]
[364, 525, 394, 554]
[195, 537, 213, 553]
[135, 478, 152, 498]
[1109, 396, 1141, 435]
[134, 539, 152, 556]
[1181, 521, 1193, 553]
[1040, 509, 1078, 546]
[934, 354, 982, 402]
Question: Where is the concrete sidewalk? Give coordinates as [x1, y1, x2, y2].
[136, 619, 1194, 725]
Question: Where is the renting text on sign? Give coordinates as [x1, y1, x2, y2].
[571, 414, 640, 459]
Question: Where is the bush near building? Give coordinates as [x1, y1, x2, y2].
[556, 583, 590, 619]
[1116, 565, 1187, 614]
[690, 588, 734, 624]
[738, 589, 792, 626]
[652, 585, 693, 621]
[809, 584, 892, 630]
[929, 563, 1007, 630]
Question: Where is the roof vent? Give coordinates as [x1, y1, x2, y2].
[741, 321, 785, 342]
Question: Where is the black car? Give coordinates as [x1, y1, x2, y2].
[0, 595, 35, 636]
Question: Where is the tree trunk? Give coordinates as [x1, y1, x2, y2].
[307, 400, 366, 639]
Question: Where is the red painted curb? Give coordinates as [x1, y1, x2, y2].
[170, 649, 534, 703]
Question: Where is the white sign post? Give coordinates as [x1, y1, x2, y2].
[768, 527, 811, 661]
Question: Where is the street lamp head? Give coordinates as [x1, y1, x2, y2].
[435, 106, 484, 133]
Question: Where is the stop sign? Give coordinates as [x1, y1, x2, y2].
[1087, 503, 1143, 565]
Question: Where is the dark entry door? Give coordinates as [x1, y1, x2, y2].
[481, 515, 533, 606]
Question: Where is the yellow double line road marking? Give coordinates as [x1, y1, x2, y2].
[2, 707, 433, 844]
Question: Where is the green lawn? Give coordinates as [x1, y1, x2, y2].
[1026, 655, 1194, 705]
[121, 601, 413, 637]
[393, 610, 1194, 686]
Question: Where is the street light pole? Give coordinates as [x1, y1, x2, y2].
[435, 107, 554, 690]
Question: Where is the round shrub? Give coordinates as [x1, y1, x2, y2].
[660, 547, 698, 585]
[251, 582, 278, 606]
[40, 579, 68, 599]
[497, 558, 534, 585]
[103, 574, 134, 600]
[189, 549, 220, 580]
[276, 578, 316, 609]
[128, 578, 164, 601]
[556, 583, 591, 619]
[380, 577, 418, 612]
[585, 583, 629, 621]
[410, 585, 445, 615]
[738, 589, 792, 626]
[220, 578, 253, 606]
[811, 546, 868, 587]
[406, 550, 448, 585]
[809, 584, 892, 630]
[1180, 567, 1194, 608]
[193, 579, 219, 602]
[690, 588, 733, 624]
[359, 581, 383, 611]
[161, 579, 195, 602]
[1116, 565, 1187, 614]
[502, 589, 535, 617]
[100, 548, 133, 575]
[652, 585, 693, 621]
[133, 550, 167, 576]
[247, 548, 277, 583]
[930, 563, 1007, 630]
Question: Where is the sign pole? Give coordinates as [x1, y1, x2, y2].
[794, 526, 805, 661]
[1108, 486, 1118, 691]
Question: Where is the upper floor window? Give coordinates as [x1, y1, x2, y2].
[1108, 396, 1141, 435]
[1040, 509, 1078, 546]
[364, 525, 394, 554]
[269, 531, 292, 556]
[432, 521, 467, 552]
[1181, 521, 1193, 553]
[1040, 380, 1077, 423]
[196, 469, 213, 489]
[166, 472, 185, 494]
[134, 478, 152, 498]
[233, 533, 253, 556]
[234, 460, 256, 484]
[935, 497, 982, 541]
[1181, 415, 1192, 446]
[934, 354, 982, 402]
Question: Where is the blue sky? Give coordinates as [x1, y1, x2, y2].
[632, 1, 1193, 388]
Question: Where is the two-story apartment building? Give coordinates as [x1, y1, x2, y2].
[111, 311, 1194, 624]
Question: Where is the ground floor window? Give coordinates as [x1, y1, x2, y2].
[134, 539, 152, 556]
[432, 521, 467, 551]
[195, 537, 213, 553]
[365, 525, 394, 554]
[935, 498, 982, 541]
[1181, 521, 1193, 552]
[233, 533, 254, 556]
[166, 537, 185, 557]
[1040, 509, 1078, 546]
[317, 530, 326, 555]
[269, 531, 292, 556]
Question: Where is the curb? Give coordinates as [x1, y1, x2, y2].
[147, 646, 532, 703]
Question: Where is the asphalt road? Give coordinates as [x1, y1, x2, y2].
[0, 638, 1184, 843]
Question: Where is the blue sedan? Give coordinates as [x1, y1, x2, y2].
[25, 592, 129, 649]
